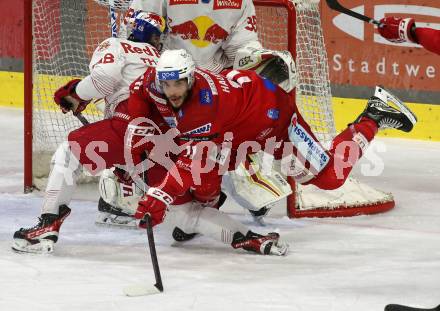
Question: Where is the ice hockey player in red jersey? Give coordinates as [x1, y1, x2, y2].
[127, 49, 417, 233]
[11, 11, 166, 254]
[126, 0, 297, 224]
[378, 16, 440, 55]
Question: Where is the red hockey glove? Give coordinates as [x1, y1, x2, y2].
[135, 187, 174, 227]
[54, 79, 91, 115]
[378, 17, 417, 44]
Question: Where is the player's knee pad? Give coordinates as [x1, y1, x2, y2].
[233, 43, 297, 92]
[98, 168, 144, 216]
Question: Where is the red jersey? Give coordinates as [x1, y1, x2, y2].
[127, 67, 297, 196]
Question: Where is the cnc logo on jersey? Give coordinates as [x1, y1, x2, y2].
[158, 70, 180, 80]
[289, 114, 329, 171]
[183, 123, 212, 135]
[213, 0, 242, 10]
[97, 40, 111, 52]
[169, 16, 229, 48]
[332, 4, 440, 47]
[267, 108, 279, 120]
[199, 89, 213, 105]
[170, 0, 198, 5]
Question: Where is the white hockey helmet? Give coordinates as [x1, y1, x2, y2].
[156, 49, 196, 88]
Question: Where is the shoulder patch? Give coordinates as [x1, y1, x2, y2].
[267, 108, 279, 120]
[199, 89, 213, 105]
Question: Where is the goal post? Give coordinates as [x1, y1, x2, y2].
[23, 0, 395, 217]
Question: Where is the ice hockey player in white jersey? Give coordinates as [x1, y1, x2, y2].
[11, 11, 166, 254]
[124, 0, 297, 225]
[126, 0, 262, 73]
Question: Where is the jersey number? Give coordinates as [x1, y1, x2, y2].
[245, 16, 258, 32]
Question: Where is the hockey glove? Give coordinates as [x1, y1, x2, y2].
[54, 79, 91, 115]
[135, 187, 174, 227]
[378, 17, 417, 44]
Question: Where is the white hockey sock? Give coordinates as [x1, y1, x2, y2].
[165, 202, 248, 244]
[41, 142, 82, 215]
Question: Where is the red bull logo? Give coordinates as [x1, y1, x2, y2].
[170, 16, 229, 48]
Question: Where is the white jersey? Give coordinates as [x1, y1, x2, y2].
[76, 37, 160, 117]
[127, 0, 262, 73]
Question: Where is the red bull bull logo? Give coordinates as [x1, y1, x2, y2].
[170, 16, 229, 48]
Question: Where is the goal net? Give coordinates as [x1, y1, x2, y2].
[25, 0, 394, 217]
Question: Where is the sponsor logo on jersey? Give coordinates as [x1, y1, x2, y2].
[199, 89, 213, 105]
[213, 0, 242, 10]
[267, 108, 279, 120]
[158, 70, 180, 81]
[170, 0, 198, 5]
[120, 42, 160, 57]
[183, 123, 212, 135]
[289, 113, 329, 172]
[169, 16, 229, 48]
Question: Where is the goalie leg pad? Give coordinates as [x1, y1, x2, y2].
[229, 152, 292, 210]
[97, 168, 143, 227]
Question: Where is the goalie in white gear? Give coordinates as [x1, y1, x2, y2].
[12, 11, 166, 253]
[126, 0, 296, 224]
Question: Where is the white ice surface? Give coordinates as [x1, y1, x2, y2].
[0, 107, 439, 311]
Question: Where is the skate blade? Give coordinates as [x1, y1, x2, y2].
[95, 214, 137, 230]
[11, 239, 54, 254]
[270, 242, 289, 256]
[123, 284, 162, 297]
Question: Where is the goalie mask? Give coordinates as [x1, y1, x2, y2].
[128, 11, 166, 46]
[233, 43, 297, 93]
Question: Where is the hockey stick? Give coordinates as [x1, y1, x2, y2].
[325, 0, 383, 27]
[109, 0, 118, 37]
[123, 213, 164, 296]
[75, 112, 89, 126]
[385, 304, 440, 311]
